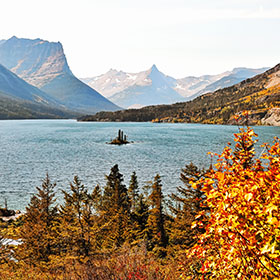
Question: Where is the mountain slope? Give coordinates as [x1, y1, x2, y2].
[0, 36, 120, 113]
[0, 63, 78, 119]
[0, 63, 58, 105]
[188, 67, 269, 100]
[0, 93, 78, 119]
[174, 73, 230, 98]
[78, 63, 280, 125]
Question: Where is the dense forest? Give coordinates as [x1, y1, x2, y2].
[0, 93, 79, 120]
[0, 126, 279, 279]
[78, 63, 280, 125]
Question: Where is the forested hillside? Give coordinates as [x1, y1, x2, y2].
[0, 93, 78, 119]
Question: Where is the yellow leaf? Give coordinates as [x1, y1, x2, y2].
[266, 205, 278, 215]
[245, 193, 253, 201]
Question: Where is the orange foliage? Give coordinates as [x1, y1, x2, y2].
[185, 127, 280, 279]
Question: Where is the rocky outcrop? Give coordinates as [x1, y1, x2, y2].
[108, 129, 131, 145]
[0, 208, 22, 222]
[261, 108, 280, 126]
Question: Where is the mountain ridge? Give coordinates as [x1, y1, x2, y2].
[78, 63, 280, 126]
[81, 65, 269, 108]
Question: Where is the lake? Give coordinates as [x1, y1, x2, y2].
[0, 120, 279, 211]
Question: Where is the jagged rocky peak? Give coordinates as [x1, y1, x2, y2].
[150, 64, 158, 71]
[147, 64, 166, 80]
[0, 36, 73, 87]
[107, 68, 120, 75]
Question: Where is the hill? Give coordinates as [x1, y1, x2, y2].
[78, 63, 280, 125]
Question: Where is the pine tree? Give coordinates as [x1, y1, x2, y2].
[128, 171, 139, 212]
[100, 164, 130, 248]
[132, 193, 149, 243]
[169, 163, 208, 251]
[16, 174, 58, 265]
[126, 172, 150, 245]
[147, 174, 167, 257]
[59, 176, 95, 260]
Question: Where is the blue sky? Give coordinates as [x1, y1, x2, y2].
[1, 0, 280, 78]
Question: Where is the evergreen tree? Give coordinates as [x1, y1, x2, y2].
[128, 171, 139, 212]
[16, 174, 58, 265]
[132, 193, 149, 243]
[147, 174, 167, 257]
[59, 176, 95, 260]
[100, 164, 130, 248]
[169, 163, 208, 251]
[126, 172, 150, 245]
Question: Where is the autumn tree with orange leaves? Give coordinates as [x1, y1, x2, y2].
[185, 127, 280, 279]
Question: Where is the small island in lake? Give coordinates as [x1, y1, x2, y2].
[108, 129, 132, 145]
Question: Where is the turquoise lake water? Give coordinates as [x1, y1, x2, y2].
[0, 120, 279, 211]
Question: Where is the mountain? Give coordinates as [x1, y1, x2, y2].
[174, 73, 230, 98]
[81, 65, 268, 108]
[78, 63, 280, 126]
[0, 36, 120, 113]
[0, 63, 57, 105]
[187, 67, 269, 100]
[82, 65, 184, 108]
[0, 63, 77, 119]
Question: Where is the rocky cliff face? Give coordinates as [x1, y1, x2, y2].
[0, 37, 120, 113]
[261, 108, 280, 126]
[0, 36, 72, 88]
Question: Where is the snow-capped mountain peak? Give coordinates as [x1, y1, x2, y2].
[82, 65, 184, 108]
[81, 65, 269, 108]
